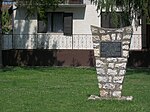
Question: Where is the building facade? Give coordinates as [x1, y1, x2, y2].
[3, 0, 149, 67]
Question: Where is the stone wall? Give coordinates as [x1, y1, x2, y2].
[91, 25, 132, 99]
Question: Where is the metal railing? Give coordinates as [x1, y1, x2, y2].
[130, 34, 142, 50]
[2, 33, 142, 50]
[2, 34, 93, 50]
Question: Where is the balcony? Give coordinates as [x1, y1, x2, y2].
[2, 34, 142, 50]
[59, 0, 85, 7]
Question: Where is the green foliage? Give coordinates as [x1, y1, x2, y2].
[15, 0, 62, 18]
[91, 0, 150, 24]
[1, 0, 62, 33]
[2, 10, 12, 34]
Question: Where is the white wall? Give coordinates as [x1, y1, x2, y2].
[73, 5, 100, 34]
[13, 7, 37, 34]
[12, 4, 99, 49]
[13, 4, 142, 50]
[13, 4, 100, 35]
[130, 19, 142, 50]
[84, 0, 91, 5]
[47, 5, 100, 34]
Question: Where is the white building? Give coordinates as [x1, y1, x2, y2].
[3, 0, 147, 67]
[3, 0, 142, 50]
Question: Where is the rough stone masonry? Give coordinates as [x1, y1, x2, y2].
[89, 25, 133, 100]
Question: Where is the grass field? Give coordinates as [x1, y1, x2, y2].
[0, 67, 150, 112]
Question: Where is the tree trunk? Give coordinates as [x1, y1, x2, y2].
[0, 0, 3, 67]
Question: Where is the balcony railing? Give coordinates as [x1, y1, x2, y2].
[2, 34, 93, 50]
[2, 34, 142, 50]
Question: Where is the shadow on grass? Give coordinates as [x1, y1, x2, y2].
[20, 66, 96, 72]
[127, 68, 150, 75]
[0, 66, 96, 74]
[1, 66, 149, 76]
[0, 66, 47, 72]
[0, 66, 16, 72]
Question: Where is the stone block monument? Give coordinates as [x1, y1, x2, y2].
[89, 25, 133, 100]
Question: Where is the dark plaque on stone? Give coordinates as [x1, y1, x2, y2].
[100, 42, 122, 57]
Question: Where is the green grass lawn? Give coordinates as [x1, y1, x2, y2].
[0, 67, 150, 112]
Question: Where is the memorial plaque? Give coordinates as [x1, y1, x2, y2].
[101, 42, 122, 57]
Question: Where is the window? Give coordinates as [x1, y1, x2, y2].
[101, 12, 130, 28]
[47, 13, 63, 33]
[38, 12, 73, 36]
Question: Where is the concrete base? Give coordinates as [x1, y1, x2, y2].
[88, 95, 133, 101]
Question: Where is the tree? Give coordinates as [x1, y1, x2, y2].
[91, 0, 150, 49]
[16, 0, 62, 18]
[91, 0, 150, 24]
[2, 10, 12, 33]
[0, 0, 62, 67]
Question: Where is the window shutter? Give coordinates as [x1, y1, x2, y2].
[38, 21, 47, 33]
[37, 13, 48, 33]
[64, 13, 73, 36]
[37, 13, 47, 33]
[142, 15, 147, 49]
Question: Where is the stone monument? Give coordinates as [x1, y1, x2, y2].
[89, 25, 133, 100]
